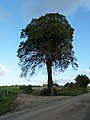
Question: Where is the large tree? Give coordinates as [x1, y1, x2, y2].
[75, 74, 90, 88]
[17, 13, 78, 93]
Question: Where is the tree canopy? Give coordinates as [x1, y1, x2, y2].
[17, 13, 78, 93]
[75, 74, 90, 88]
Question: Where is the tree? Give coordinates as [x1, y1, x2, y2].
[17, 13, 78, 94]
[75, 74, 90, 88]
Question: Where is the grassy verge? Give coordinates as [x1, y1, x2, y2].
[0, 85, 89, 115]
[65, 88, 88, 96]
[0, 86, 20, 115]
[39, 87, 88, 96]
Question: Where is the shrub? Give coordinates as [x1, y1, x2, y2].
[40, 88, 51, 96]
[24, 85, 32, 94]
[64, 82, 76, 90]
[65, 87, 88, 96]
[53, 83, 60, 88]
[53, 87, 66, 96]
[20, 85, 32, 94]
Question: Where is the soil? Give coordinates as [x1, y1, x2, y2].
[14, 93, 69, 111]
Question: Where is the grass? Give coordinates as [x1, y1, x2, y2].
[0, 86, 20, 115]
[87, 86, 90, 91]
[65, 88, 88, 96]
[39, 87, 89, 96]
[0, 85, 89, 115]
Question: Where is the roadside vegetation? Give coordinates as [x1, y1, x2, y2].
[0, 74, 90, 115]
[40, 74, 90, 96]
[0, 86, 20, 115]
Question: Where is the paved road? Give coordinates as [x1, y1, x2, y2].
[1, 92, 90, 120]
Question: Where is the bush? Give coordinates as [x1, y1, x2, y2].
[61, 82, 89, 96]
[53, 83, 60, 88]
[40, 88, 51, 96]
[53, 87, 66, 96]
[65, 88, 88, 96]
[24, 85, 32, 94]
[20, 85, 32, 94]
[40, 87, 66, 96]
[64, 82, 76, 90]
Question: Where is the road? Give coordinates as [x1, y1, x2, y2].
[1, 92, 90, 120]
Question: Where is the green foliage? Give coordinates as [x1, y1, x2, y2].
[0, 86, 20, 115]
[53, 87, 66, 96]
[40, 88, 51, 96]
[87, 86, 90, 90]
[61, 74, 90, 96]
[40, 86, 65, 96]
[17, 13, 78, 92]
[75, 74, 90, 88]
[20, 85, 32, 94]
[53, 83, 60, 88]
[65, 88, 88, 96]
[64, 82, 76, 90]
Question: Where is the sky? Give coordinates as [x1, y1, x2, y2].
[0, 0, 90, 86]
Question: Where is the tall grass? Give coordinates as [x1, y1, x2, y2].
[0, 86, 20, 115]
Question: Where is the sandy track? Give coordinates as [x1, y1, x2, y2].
[14, 93, 69, 111]
[1, 92, 90, 120]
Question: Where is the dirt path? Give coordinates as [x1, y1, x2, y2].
[1, 92, 90, 120]
[14, 93, 69, 111]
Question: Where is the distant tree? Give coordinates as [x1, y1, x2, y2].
[53, 83, 60, 88]
[75, 74, 90, 88]
[64, 82, 76, 89]
[17, 13, 78, 94]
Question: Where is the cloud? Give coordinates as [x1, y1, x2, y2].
[82, 69, 90, 76]
[0, 65, 9, 76]
[20, 0, 90, 20]
[0, 6, 10, 20]
[54, 76, 75, 85]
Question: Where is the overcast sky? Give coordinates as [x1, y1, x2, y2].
[0, 0, 90, 86]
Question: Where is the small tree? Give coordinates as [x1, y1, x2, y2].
[75, 74, 90, 88]
[17, 13, 78, 94]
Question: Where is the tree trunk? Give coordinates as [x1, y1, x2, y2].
[46, 56, 53, 95]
